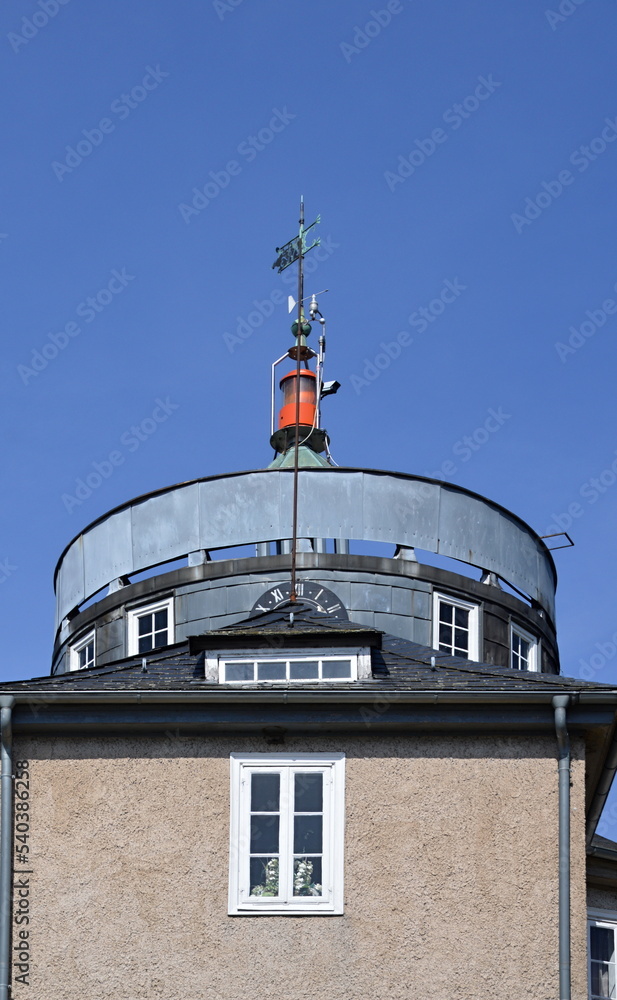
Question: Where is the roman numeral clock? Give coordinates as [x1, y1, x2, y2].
[251, 582, 348, 619]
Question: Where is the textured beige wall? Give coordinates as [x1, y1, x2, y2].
[11, 732, 587, 1000]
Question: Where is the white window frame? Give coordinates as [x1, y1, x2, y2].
[127, 598, 174, 656]
[588, 909, 617, 1000]
[432, 592, 480, 660]
[69, 629, 95, 671]
[207, 646, 371, 683]
[229, 752, 345, 916]
[510, 622, 539, 671]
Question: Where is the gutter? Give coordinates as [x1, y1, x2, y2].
[0, 698, 14, 1000]
[0, 688, 614, 706]
[553, 695, 571, 1000]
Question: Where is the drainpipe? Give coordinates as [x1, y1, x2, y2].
[0, 697, 14, 1000]
[553, 694, 570, 1000]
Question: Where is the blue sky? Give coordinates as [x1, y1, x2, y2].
[1, 0, 617, 818]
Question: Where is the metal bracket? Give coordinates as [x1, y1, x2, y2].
[540, 532, 574, 551]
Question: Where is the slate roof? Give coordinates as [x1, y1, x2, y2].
[2, 604, 616, 696]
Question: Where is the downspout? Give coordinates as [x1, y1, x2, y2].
[0, 697, 14, 1000]
[553, 694, 570, 1000]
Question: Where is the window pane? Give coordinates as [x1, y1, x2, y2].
[250, 857, 279, 897]
[78, 641, 94, 669]
[454, 606, 469, 628]
[225, 662, 254, 682]
[138, 615, 152, 636]
[251, 773, 280, 812]
[322, 659, 352, 678]
[250, 814, 279, 854]
[439, 604, 454, 625]
[454, 628, 468, 652]
[295, 773, 322, 813]
[154, 609, 168, 630]
[153, 630, 167, 648]
[439, 623, 452, 645]
[592, 927, 616, 963]
[591, 961, 616, 999]
[293, 857, 322, 896]
[257, 661, 286, 681]
[294, 815, 322, 854]
[138, 635, 152, 654]
[289, 660, 319, 679]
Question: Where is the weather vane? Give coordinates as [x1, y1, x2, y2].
[272, 202, 321, 274]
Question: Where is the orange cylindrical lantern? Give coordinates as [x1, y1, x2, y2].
[278, 370, 317, 430]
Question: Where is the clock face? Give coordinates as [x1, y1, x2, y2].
[251, 582, 348, 619]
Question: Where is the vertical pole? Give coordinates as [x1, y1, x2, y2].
[0, 697, 14, 1000]
[553, 695, 571, 1000]
[290, 196, 304, 602]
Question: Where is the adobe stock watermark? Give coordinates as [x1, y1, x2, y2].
[391, 409, 511, 530]
[544, 449, 617, 536]
[545, 0, 589, 31]
[51, 66, 169, 181]
[7, 0, 73, 54]
[222, 236, 339, 353]
[0, 559, 17, 585]
[384, 75, 501, 191]
[178, 108, 296, 224]
[425, 407, 512, 480]
[510, 115, 617, 234]
[17, 268, 135, 385]
[61, 397, 180, 514]
[213, 0, 246, 20]
[554, 276, 617, 362]
[340, 1, 405, 63]
[349, 277, 466, 393]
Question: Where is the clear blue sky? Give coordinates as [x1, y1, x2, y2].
[2, 1, 617, 822]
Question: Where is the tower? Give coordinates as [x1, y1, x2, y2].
[1, 206, 615, 1000]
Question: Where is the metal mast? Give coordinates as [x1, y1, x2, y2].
[271, 199, 322, 601]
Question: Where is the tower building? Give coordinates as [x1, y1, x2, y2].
[1, 208, 617, 999]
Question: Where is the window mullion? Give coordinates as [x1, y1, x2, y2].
[279, 768, 292, 903]
[239, 771, 251, 900]
[322, 768, 331, 901]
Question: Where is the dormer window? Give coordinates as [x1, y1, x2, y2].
[510, 623, 539, 671]
[205, 647, 372, 683]
[127, 598, 174, 655]
[433, 593, 480, 660]
[69, 630, 95, 671]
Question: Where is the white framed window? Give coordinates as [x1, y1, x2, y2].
[510, 622, 539, 671]
[207, 647, 371, 683]
[229, 752, 345, 916]
[433, 593, 480, 660]
[69, 630, 95, 671]
[589, 910, 617, 999]
[127, 598, 174, 655]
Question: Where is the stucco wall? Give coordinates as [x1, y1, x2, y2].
[11, 732, 586, 1000]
